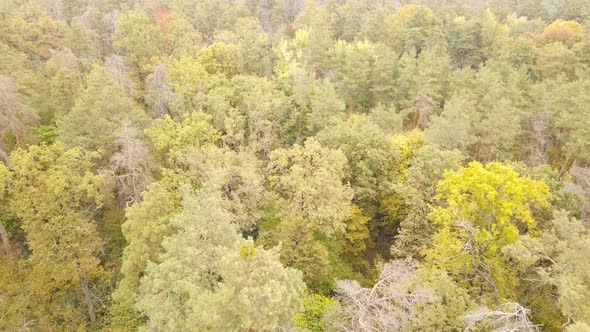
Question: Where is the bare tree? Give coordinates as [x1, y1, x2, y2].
[333, 260, 433, 332]
[109, 123, 156, 205]
[71, 7, 105, 59]
[455, 216, 502, 308]
[563, 165, 590, 218]
[0, 148, 9, 164]
[47, 49, 83, 78]
[145, 64, 176, 118]
[177, 146, 266, 231]
[282, 0, 304, 24]
[525, 109, 549, 167]
[463, 303, 539, 332]
[0, 221, 12, 256]
[0, 75, 39, 151]
[37, 0, 64, 20]
[412, 84, 436, 129]
[101, 9, 120, 43]
[104, 54, 136, 97]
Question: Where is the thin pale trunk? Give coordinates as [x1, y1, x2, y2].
[0, 148, 9, 164]
[561, 315, 573, 332]
[0, 221, 11, 255]
[78, 271, 96, 324]
[296, 108, 303, 144]
[261, 0, 273, 41]
[471, 248, 500, 309]
[412, 110, 420, 129]
[261, 0, 273, 77]
[557, 156, 575, 180]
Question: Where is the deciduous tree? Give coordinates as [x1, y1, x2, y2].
[0, 75, 39, 154]
[425, 162, 549, 307]
[0, 143, 106, 325]
[57, 65, 150, 159]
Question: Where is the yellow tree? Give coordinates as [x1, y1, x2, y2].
[0, 143, 106, 326]
[425, 162, 549, 307]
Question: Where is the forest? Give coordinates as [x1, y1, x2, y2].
[0, 0, 589, 331]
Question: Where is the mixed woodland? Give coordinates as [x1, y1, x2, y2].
[1, 0, 590, 330]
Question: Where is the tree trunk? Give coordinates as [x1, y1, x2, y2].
[0, 221, 11, 255]
[260, 0, 273, 40]
[0, 148, 9, 164]
[558, 156, 575, 180]
[78, 271, 96, 324]
[296, 108, 303, 144]
[260, 0, 274, 77]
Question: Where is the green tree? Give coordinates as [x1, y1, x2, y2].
[174, 145, 266, 231]
[44, 49, 83, 118]
[505, 211, 590, 328]
[243, 79, 292, 154]
[66, 15, 100, 60]
[447, 16, 483, 69]
[259, 214, 333, 291]
[358, 4, 396, 44]
[113, 145, 266, 326]
[535, 42, 578, 80]
[198, 42, 242, 76]
[189, 0, 243, 40]
[282, 26, 333, 76]
[394, 48, 450, 124]
[533, 78, 590, 170]
[159, 12, 202, 57]
[281, 62, 314, 140]
[551, 79, 590, 166]
[2, 4, 65, 59]
[425, 93, 474, 151]
[136, 186, 304, 331]
[391, 145, 464, 259]
[369, 44, 398, 107]
[332, 0, 375, 42]
[57, 65, 150, 159]
[263, 139, 353, 291]
[294, 292, 337, 332]
[368, 103, 406, 136]
[443, 65, 529, 162]
[317, 115, 399, 203]
[145, 112, 220, 164]
[0, 42, 39, 99]
[340, 205, 370, 261]
[112, 10, 163, 82]
[388, 4, 442, 55]
[331, 40, 375, 113]
[200, 84, 245, 148]
[111, 182, 180, 329]
[214, 17, 272, 76]
[267, 138, 352, 235]
[166, 55, 209, 113]
[480, 9, 509, 60]
[290, 0, 335, 74]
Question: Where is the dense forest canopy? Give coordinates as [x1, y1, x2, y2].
[0, 0, 589, 331]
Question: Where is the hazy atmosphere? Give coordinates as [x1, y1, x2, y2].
[0, 0, 589, 331]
